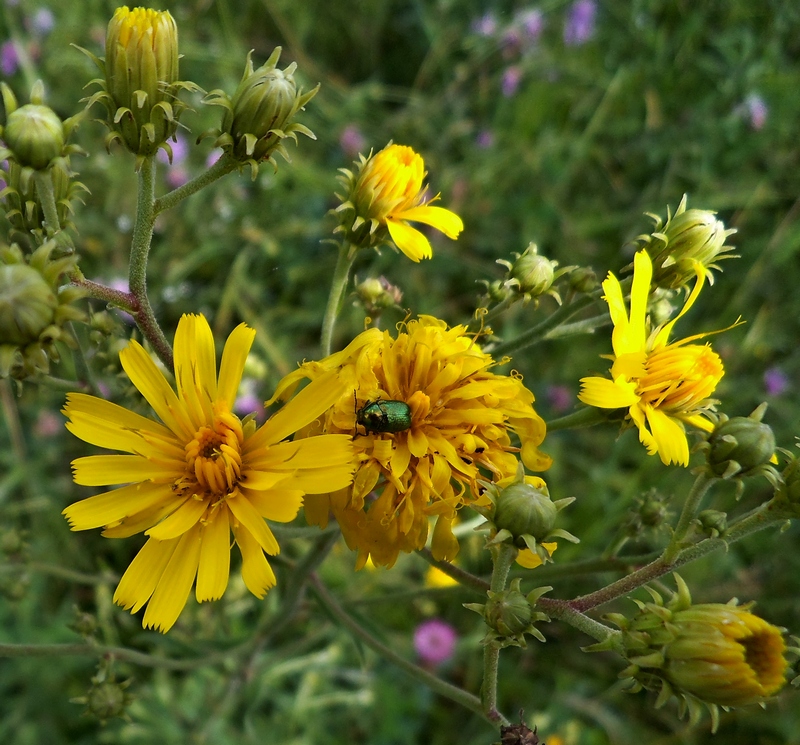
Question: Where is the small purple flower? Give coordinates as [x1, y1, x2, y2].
[472, 12, 498, 37]
[414, 619, 457, 666]
[501, 66, 523, 97]
[745, 93, 768, 131]
[476, 129, 494, 149]
[34, 410, 62, 438]
[517, 8, 544, 43]
[206, 149, 223, 168]
[1, 40, 20, 76]
[339, 124, 366, 158]
[157, 133, 189, 166]
[501, 26, 523, 57]
[29, 8, 55, 37]
[564, 0, 597, 46]
[764, 366, 789, 397]
[234, 378, 265, 421]
[547, 384, 573, 413]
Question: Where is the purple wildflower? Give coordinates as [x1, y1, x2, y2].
[501, 66, 523, 97]
[472, 12, 498, 37]
[339, 124, 366, 158]
[1, 40, 19, 76]
[206, 149, 223, 168]
[547, 384, 573, 413]
[764, 366, 789, 397]
[29, 8, 55, 37]
[745, 93, 768, 131]
[564, 0, 596, 46]
[234, 378, 265, 421]
[517, 8, 544, 43]
[476, 129, 494, 149]
[414, 619, 458, 666]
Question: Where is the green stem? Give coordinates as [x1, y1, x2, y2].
[538, 599, 621, 647]
[522, 552, 659, 582]
[321, 242, 356, 356]
[481, 543, 517, 726]
[0, 379, 27, 463]
[661, 472, 715, 563]
[416, 547, 490, 593]
[128, 157, 174, 371]
[308, 574, 497, 728]
[468, 295, 516, 333]
[153, 154, 238, 215]
[488, 293, 599, 358]
[543, 312, 611, 340]
[546, 406, 607, 432]
[568, 502, 785, 612]
[33, 170, 63, 236]
[69, 277, 137, 312]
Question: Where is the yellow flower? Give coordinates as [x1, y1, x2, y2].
[663, 603, 787, 707]
[516, 542, 557, 569]
[335, 144, 464, 262]
[269, 316, 551, 569]
[579, 250, 726, 466]
[62, 314, 355, 633]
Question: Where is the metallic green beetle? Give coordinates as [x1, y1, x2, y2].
[354, 395, 413, 436]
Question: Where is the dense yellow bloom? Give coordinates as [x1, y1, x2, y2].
[63, 314, 355, 632]
[579, 250, 725, 466]
[336, 144, 464, 262]
[270, 316, 551, 568]
[663, 604, 787, 707]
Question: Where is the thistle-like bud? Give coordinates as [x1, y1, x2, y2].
[705, 404, 777, 481]
[496, 243, 563, 305]
[476, 462, 578, 566]
[0, 240, 85, 379]
[80, 7, 195, 164]
[636, 195, 737, 290]
[202, 48, 318, 178]
[605, 576, 788, 731]
[354, 275, 403, 314]
[72, 660, 134, 724]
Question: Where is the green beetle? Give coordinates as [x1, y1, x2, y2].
[354, 394, 413, 436]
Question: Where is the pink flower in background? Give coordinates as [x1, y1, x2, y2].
[745, 93, 768, 131]
[472, 12, 498, 37]
[34, 410, 62, 438]
[206, 149, 223, 168]
[29, 8, 55, 36]
[547, 384, 573, 413]
[476, 129, 494, 149]
[234, 378, 266, 422]
[414, 619, 458, 666]
[157, 134, 190, 188]
[564, 0, 596, 46]
[501, 65, 523, 97]
[339, 124, 366, 158]
[518, 8, 544, 43]
[1, 40, 19, 76]
[764, 366, 789, 397]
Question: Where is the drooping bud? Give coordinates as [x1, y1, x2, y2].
[202, 48, 318, 177]
[636, 195, 737, 290]
[606, 575, 789, 731]
[705, 404, 776, 481]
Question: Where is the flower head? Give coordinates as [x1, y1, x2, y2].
[269, 316, 550, 568]
[414, 619, 458, 666]
[579, 250, 728, 466]
[334, 144, 464, 262]
[62, 314, 355, 632]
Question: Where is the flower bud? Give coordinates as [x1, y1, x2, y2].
[68, 607, 99, 639]
[706, 406, 776, 479]
[508, 243, 555, 296]
[203, 48, 318, 175]
[485, 581, 533, 636]
[493, 480, 558, 541]
[355, 275, 403, 313]
[638, 195, 737, 290]
[568, 266, 599, 294]
[694, 509, 727, 537]
[3, 104, 65, 171]
[0, 264, 57, 345]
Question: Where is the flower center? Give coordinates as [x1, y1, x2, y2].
[741, 629, 787, 695]
[183, 406, 244, 498]
[638, 343, 723, 412]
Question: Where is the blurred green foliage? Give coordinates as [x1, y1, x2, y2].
[2, 0, 800, 743]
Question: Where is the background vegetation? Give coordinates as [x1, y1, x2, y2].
[1, 0, 799, 743]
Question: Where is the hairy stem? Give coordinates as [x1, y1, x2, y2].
[153, 154, 238, 215]
[661, 471, 716, 563]
[321, 242, 356, 356]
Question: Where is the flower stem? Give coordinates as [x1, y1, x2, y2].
[546, 406, 607, 432]
[308, 574, 498, 728]
[128, 156, 174, 371]
[321, 242, 356, 356]
[416, 547, 490, 593]
[153, 154, 238, 215]
[538, 598, 621, 647]
[33, 170, 64, 237]
[481, 543, 517, 726]
[661, 472, 716, 563]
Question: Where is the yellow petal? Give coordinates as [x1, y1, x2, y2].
[217, 323, 256, 408]
[145, 496, 206, 540]
[241, 488, 304, 522]
[101, 494, 186, 538]
[173, 314, 216, 428]
[386, 219, 431, 261]
[290, 465, 356, 494]
[114, 536, 179, 613]
[396, 204, 464, 239]
[71, 454, 179, 486]
[234, 523, 277, 599]
[196, 507, 230, 602]
[431, 514, 459, 562]
[227, 493, 279, 554]
[578, 376, 639, 409]
[120, 339, 194, 441]
[645, 406, 689, 466]
[63, 481, 173, 531]
[143, 524, 202, 632]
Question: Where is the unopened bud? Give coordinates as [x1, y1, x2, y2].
[568, 266, 598, 294]
[0, 264, 57, 346]
[485, 581, 533, 636]
[707, 406, 775, 479]
[3, 104, 65, 171]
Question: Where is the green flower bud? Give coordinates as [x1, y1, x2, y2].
[355, 276, 403, 313]
[86, 681, 129, 722]
[485, 581, 533, 637]
[481, 278, 513, 304]
[493, 480, 557, 542]
[568, 266, 599, 294]
[707, 407, 775, 479]
[203, 49, 318, 176]
[509, 244, 555, 296]
[638, 195, 737, 290]
[3, 104, 65, 171]
[694, 509, 727, 537]
[69, 608, 99, 639]
[0, 527, 27, 556]
[0, 264, 57, 345]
